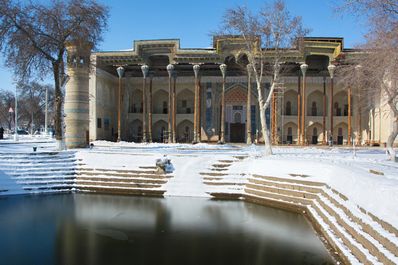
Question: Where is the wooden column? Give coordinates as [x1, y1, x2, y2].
[300, 64, 308, 145]
[167, 64, 174, 143]
[348, 88, 352, 145]
[172, 73, 177, 143]
[148, 74, 153, 142]
[116, 66, 125, 142]
[142, 77, 147, 142]
[297, 74, 301, 145]
[193, 64, 200, 143]
[328, 64, 336, 145]
[246, 64, 252, 144]
[219, 64, 227, 143]
[141, 65, 149, 143]
[322, 76, 326, 145]
[198, 80, 202, 141]
[330, 78, 334, 144]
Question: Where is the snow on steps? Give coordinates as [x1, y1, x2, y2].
[0, 151, 76, 194]
[207, 173, 398, 265]
[75, 164, 173, 197]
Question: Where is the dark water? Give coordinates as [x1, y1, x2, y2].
[0, 194, 334, 265]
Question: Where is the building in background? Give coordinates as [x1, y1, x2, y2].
[63, 36, 397, 148]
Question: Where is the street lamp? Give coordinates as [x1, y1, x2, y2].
[8, 107, 13, 131]
[141, 64, 149, 143]
[328, 64, 336, 146]
[116, 66, 125, 142]
[300, 63, 308, 145]
[14, 85, 18, 141]
[219, 63, 227, 144]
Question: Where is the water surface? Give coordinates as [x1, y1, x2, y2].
[0, 194, 334, 265]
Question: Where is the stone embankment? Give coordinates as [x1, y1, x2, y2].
[202, 159, 398, 265]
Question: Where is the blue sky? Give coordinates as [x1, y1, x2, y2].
[0, 0, 366, 90]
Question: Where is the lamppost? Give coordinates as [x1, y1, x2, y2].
[300, 63, 308, 145]
[328, 64, 336, 146]
[141, 64, 149, 143]
[14, 85, 18, 141]
[8, 107, 13, 131]
[219, 63, 227, 144]
[116, 66, 125, 142]
[193, 64, 200, 143]
[167, 64, 174, 143]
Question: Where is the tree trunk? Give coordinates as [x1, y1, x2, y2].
[386, 115, 397, 162]
[255, 80, 273, 156]
[53, 62, 64, 150]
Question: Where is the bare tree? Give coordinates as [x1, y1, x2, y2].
[17, 81, 54, 134]
[0, 0, 108, 149]
[337, 0, 398, 161]
[219, 0, 309, 155]
[0, 89, 14, 130]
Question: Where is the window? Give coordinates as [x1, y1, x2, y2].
[338, 128, 343, 136]
[234, 112, 242, 123]
[313, 127, 318, 136]
[285, 101, 292, 115]
[182, 100, 187, 108]
[233, 105, 243, 110]
[97, 118, 102, 129]
[163, 101, 168, 114]
[311, 102, 317, 116]
[287, 127, 292, 136]
[344, 104, 348, 116]
[104, 118, 110, 131]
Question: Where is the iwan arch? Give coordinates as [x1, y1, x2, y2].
[64, 36, 398, 148]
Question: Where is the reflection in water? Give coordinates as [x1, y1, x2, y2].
[0, 194, 334, 265]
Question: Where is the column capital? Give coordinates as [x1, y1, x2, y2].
[167, 64, 174, 78]
[300, 63, 308, 76]
[141, 64, 149, 78]
[193, 64, 200, 79]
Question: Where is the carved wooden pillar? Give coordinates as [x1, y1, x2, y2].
[167, 64, 174, 143]
[141, 65, 149, 143]
[297, 74, 301, 145]
[300, 63, 308, 145]
[172, 73, 177, 143]
[198, 80, 202, 141]
[348, 87, 352, 145]
[148, 73, 153, 142]
[246, 64, 252, 144]
[328, 64, 336, 144]
[219, 64, 227, 143]
[322, 76, 327, 145]
[193, 64, 200, 143]
[271, 92, 276, 144]
[116, 66, 125, 142]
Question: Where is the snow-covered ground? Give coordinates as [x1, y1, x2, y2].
[1, 137, 397, 229]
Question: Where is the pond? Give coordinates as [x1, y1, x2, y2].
[0, 194, 334, 265]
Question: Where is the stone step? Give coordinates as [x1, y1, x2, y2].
[78, 167, 159, 175]
[75, 180, 161, 189]
[23, 185, 72, 191]
[244, 187, 312, 206]
[218, 160, 234, 163]
[209, 168, 228, 172]
[17, 179, 75, 185]
[0, 159, 77, 165]
[199, 172, 228, 177]
[246, 183, 318, 200]
[4, 167, 76, 174]
[77, 175, 167, 185]
[0, 161, 77, 168]
[311, 201, 381, 265]
[306, 205, 360, 265]
[0, 154, 76, 160]
[77, 170, 168, 179]
[212, 164, 231, 168]
[322, 189, 398, 257]
[204, 181, 245, 186]
[317, 194, 397, 265]
[77, 186, 165, 197]
[248, 177, 323, 194]
[10, 172, 75, 178]
[252, 174, 325, 187]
